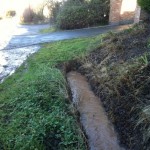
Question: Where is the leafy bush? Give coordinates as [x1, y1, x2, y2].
[56, 5, 89, 29]
[87, 0, 109, 25]
[138, 0, 150, 12]
[49, 2, 62, 24]
[56, 0, 109, 29]
[6, 10, 16, 17]
[20, 8, 34, 23]
[32, 12, 45, 23]
[20, 8, 45, 24]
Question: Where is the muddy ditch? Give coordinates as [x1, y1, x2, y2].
[59, 61, 125, 150]
[67, 71, 124, 150]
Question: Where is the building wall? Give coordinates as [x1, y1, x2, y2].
[109, 0, 137, 25]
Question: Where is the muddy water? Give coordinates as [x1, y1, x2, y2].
[67, 71, 124, 150]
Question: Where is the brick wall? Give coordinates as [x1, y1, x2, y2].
[109, 0, 137, 25]
[109, 0, 122, 25]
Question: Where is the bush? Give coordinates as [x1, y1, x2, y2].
[56, 5, 89, 29]
[49, 2, 61, 24]
[20, 8, 45, 24]
[32, 12, 45, 23]
[87, 0, 109, 25]
[138, 0, 150, 12]
[56, 0, 109, 30]
[6, 10, 16, 17]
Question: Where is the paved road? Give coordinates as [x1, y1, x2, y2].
[2, 24, 130, 50]
[0, 18, 48, 82]
[0, 18, 131, 82]
[0, 18, 49, 50]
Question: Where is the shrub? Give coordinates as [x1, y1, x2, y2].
[32, 12, 45, 23]
[20, 8, 34, 23]
[20, 8, 45, 24]
[49, 2, 61, 24]
[56, 5, 89, 29]
[87, 0, 109, 25]
[56, 0, 109, 30]
[6, 10, 16, 17]
[138, 0, 150, 12]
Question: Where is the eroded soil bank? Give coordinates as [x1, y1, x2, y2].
[67, 71, 124, 150]
[64, 22, 150, 150]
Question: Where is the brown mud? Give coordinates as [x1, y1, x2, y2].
[67, 71, 124, 150]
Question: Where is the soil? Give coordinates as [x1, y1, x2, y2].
[63, 22, 150, 150]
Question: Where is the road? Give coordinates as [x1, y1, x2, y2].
[2, 23, 130, 50]
[0, 18, 131, 82]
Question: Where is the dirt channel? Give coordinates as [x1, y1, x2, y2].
[67, 71, 124, 150]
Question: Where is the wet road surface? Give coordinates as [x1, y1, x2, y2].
[3, 24, 130, 50]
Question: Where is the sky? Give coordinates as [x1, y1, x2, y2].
[0, 0, 45, 15]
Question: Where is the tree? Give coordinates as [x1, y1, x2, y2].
[138, 0, 150, 12]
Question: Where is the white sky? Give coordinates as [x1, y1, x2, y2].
[0, 0, 46, 13]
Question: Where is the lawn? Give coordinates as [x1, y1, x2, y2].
[39, 26, 57, 34]
[0, 35, 103, 150]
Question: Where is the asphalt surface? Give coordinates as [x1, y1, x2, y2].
[2, 24, 131, 50]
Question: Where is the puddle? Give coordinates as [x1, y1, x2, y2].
[67, 71, 124, 150]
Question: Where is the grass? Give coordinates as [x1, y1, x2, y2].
[39, 26, 58, 34]
[0, 35, 103, 150]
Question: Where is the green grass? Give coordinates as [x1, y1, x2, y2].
[40, 26, 58, 34]
[0, 35, 103, 150]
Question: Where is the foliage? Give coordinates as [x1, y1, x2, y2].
[0, 36, 103, 149]
[56, 0, 109, 29]
[20, 5, 46, 24]
[6, 10, 16, 18]
[49, 1, 62, 24]
[39, 26, 57, 34]
[20, 8, 35, 23]
[138, 0, 150, 12]
[56, 4, 89, 29]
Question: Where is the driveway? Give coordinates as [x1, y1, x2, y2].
[0, 18, 131, 82]
[2, 24, 130, 50]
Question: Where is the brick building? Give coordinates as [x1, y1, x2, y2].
[109, 0, 140, 25]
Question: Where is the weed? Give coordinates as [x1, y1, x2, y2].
[140, 53, 149, 65]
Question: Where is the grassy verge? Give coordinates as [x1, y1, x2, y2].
[0, 35, 103, 149]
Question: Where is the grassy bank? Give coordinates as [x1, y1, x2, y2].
[0, 36, 103, 149]
[40, 26, 58, 34]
